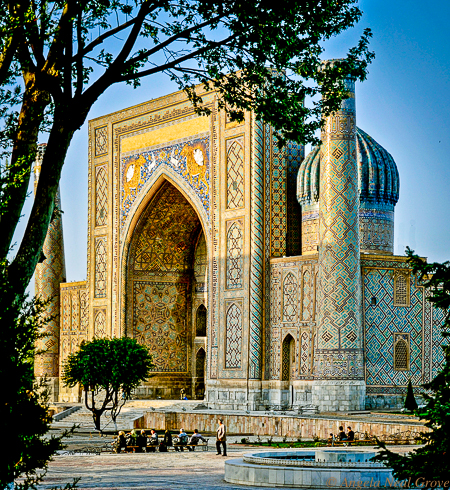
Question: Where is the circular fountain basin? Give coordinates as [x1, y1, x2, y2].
[224, 449, 400, 488]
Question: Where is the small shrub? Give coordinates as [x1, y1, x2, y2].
[241, 437, 248, 444]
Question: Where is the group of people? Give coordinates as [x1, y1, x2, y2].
[327, 426, 355, 446]
[113, 429, 160, 453]
[112, 426, 216, 453]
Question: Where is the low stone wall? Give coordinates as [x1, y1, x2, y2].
[135, 411, 427, 439]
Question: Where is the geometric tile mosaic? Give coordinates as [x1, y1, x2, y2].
[133, 281, 188, 373]
[226, 220, 243, 290]
[282, 272, 297, 322]
[94, 236, 107, 298]
[225, 302, 242, 369]
[95, 126, 108, 156]
[95, 165, 108, 227]
[226, 138, 244, 209]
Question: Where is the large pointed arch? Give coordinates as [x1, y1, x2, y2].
[122, 177, 209, 398]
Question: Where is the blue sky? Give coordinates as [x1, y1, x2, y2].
[16, 0, 450, 289]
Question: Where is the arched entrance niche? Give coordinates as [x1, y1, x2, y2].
[281, 333, 295, 408]
[126, 180, 208, 399]
[194, 347, 206, 399]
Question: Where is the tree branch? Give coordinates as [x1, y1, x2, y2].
[118, 34, 237, 82]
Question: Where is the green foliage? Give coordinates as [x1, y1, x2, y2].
[404, 379, 418, 412]
[63, 337, 153, 430]
[0, 260, 71, 489]
[374, 248, 450, 489]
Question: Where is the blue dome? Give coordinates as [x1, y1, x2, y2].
[297, 127, 400, 207]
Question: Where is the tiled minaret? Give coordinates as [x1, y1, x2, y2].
[34, 143, 66, 401]
[312, 66, 365, 411]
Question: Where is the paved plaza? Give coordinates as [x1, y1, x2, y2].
[36, 433, 413, 490]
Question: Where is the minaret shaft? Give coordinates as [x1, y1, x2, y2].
[312, 74, 365, 411]
[33, 144, 66, 400]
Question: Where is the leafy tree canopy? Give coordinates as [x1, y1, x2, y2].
[375, 248, 450, 489]
[0, 0, 373, 295]
[0, 260, 70, 489]
[63, 337, 153, 430]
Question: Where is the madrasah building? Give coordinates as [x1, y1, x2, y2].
[33, 74, 446, 412]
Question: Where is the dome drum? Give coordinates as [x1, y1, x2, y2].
[297, 127, 399, 255]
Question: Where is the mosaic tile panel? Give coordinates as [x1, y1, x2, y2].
[226, 220, 243, 290]
[282, 272, 298, 323]
[226, 137, 244, 209]
[95, 165, 108, 227]
[225, 302, 243, 369]
[94, 236, 107, 298]
[300, 331, 310, 375]
[315, 77, 364, 379]
[271, 137, 287, 257]
[359, 209, 394, 253]
[286, 141, 303, 256]
[121, 135, 210, 229]
[363, 267, 423, 388]
[249, 119, 264, 379]
[94, 309, 107, 337]
[302, 270, 312, 321]
[131, 183, 200, 272]
[95, 126, 108, 156]
[59, 283, 88, 373]
[133, 281, 188, 373]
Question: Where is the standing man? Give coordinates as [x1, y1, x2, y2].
[216, 419, 227, 456]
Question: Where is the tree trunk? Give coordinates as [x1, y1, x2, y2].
[0, 84, 48, 262]
[8, 104, 74, 293]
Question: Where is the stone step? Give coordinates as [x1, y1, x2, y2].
[52, 405, 148, 431]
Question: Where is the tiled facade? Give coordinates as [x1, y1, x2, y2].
[36, 79, 446, 410]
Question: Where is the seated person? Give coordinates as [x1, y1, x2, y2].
[159, 429, 172, 452]
[174, 428, 189, 451]
[187, 429, 207, 451]
[337, 426, 347, 441]
[327, 433, 335, 447]
[135, 430, 147, 453]
[112, 431, 127, 453]
[346, 426, 355, 443]
[126, 430, 138, 451]
[148, 429, 158, 452]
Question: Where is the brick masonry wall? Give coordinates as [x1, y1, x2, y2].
[135, 411, 428, 439]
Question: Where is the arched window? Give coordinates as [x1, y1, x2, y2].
[281, 334, 295, 381]
[196, 304, 207, 337]
[196, 348, 206, 378]
[394, 333, 410, 370]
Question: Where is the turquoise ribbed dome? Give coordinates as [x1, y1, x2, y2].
[297, 127, 400, 206]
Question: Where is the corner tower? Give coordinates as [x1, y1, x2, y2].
[312, 68, 365, 411]
[34, 143, 66, 401]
